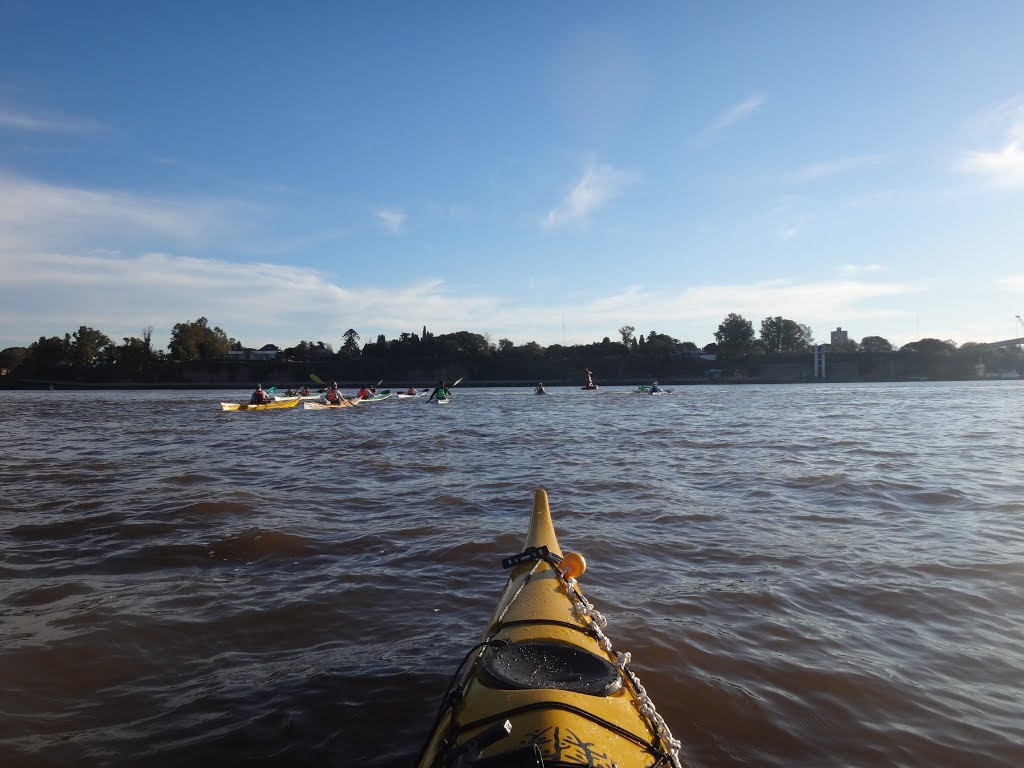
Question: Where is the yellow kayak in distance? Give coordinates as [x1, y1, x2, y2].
[219, 397, 300, 411]
[417, 488, 683, 768]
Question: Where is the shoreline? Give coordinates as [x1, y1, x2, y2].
[3, 376, 1016, 391]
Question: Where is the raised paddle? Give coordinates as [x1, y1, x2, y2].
[310, 373, 325, 385]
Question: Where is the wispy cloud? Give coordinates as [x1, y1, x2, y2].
[839, 264, 886, 276]
[703, 93, 767, 136]
[0, 101, 105, 134]
[765, 194, 804, 240]
[997, 274, 1024, 292]
[621, 278, 909, 324]
[528, 276, 915, 347]
[0, 248, 500, 351]
[374, 208, 407, 234]
[542, 162, 638, 229]
[0, 170, 232, 252]
[0, 245, 997, 352]
[956, 99, 1024, 188]
[789, 153, 890, 184]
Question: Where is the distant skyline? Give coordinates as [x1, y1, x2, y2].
[2, 2, 1023, 353]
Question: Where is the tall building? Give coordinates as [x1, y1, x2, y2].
[831, 327, 849, 346]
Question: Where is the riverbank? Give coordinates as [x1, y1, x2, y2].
[3, 374, 1015, 390]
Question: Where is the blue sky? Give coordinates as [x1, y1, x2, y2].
[2, 2, 1023, 353]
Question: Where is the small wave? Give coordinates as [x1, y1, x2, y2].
[3, 581, 95, 608]
[95, 542, 214, 573]
[354, 437, 389, 450]
[165, 473, 219, 486]
[207, 528, 318, 562]
[913, 560, 1024, 579]
[11, 511, 126, 539]
[653, 512, 718, 524]
[781, 473, 849, 489]
[178, 501, 254, 517]
[909, 489, 968, 506]
[673, 438, 739, 449]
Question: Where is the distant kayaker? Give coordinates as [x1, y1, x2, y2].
[324, 381, 343, 405]
[299, 386, 310, 396]
[406, 386, 417, 395]
[357, 384, 372, 399]
[427, 379, 448, 402]
[584, 368, 595, 388]
[649, 381, 662, 394]
[249, 384, 272, 405]
[535, 382, 546, 394]
[285, 386, 297, 396]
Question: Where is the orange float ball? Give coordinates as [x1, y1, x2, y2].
[560, 551, 587, 579]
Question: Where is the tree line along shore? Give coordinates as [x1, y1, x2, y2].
[2, 315, 1022, 389]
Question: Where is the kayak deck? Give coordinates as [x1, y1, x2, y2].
[302, 399, 358, 409]
[417, 489, 682, 768]
[220, 397, 300, 411]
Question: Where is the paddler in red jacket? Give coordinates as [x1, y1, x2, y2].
[324, 382, 343, 405]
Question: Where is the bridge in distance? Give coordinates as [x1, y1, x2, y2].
[977, 337, 1024, 348]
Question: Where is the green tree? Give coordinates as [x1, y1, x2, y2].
[115, 328, 157, 376]
[714, 313, 757, 356]
[760, 316, 814, 353]
[0, 346, 28, 373]
[899, 338, 957, 355]
[860, 335, 893, 353]
[446, 331, 489, 356]
[71, 325, 113, 367]
[497, 338, 515, 354]
[168, 317, 233, 361]
[26, 335, 72, 372]
[341, 329, 361, 358]
[283, 340, 313, 361]
[520, 341, 544, 357]
[965, 342, 1024, 376]
[618, 325, 635, 349]
[898, 338, 958, 377]
[640, 331, 676, 357]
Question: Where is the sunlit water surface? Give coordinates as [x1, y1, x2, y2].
[2, 382, 1022, 767]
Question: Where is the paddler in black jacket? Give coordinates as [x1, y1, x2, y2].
[249, 384, 272, 404]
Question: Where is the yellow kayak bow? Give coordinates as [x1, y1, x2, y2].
[418, 488, 683, 768]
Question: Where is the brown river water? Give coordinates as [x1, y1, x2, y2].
[1, 382, 1022, 768]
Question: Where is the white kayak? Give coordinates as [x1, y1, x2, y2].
[398, 389, 431, 399]
[303, 399, 358, 409]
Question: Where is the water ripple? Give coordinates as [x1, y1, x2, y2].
[1, 382, 1023, 767]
